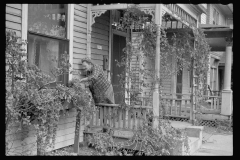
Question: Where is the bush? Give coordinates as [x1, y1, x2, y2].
[87, 113, 189, 156]
[5, 30, 93, 155]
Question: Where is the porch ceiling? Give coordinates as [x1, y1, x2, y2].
[199, 24, 232, 51]
[199, 24, 233, 38]
[207, 38, 227, 51]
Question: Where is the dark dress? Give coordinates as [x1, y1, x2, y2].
[86, 64, 115, 104]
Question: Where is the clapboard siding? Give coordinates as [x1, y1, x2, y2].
[91, 11, 110, 68]
[6, 4, 22, 37]
[160, 54, 173, 94]
[6, 108, 80, 155]
[74, 4, 87, 12]
[73, 4, 88, 78]
[182, 67, 190, 94]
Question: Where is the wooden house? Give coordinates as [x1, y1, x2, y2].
[6, 4, 232, 155]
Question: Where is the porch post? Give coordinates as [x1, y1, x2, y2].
[221, 38, 233, 115]
[152, 4, 162, 128]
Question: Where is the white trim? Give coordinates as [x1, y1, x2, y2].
[162, 5, 195, 29]
[108, 10, 112, 81]
[21, 4, 28, 61]
[177, 4, 198, 20]
[68, 4, 74, 81]
[87, 4, 91, 58]
[22, 4, 28, 41]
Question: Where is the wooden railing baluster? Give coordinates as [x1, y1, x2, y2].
[108, 107, 111, 127]
[133, 109, 136, 130]
[113, 107, 116, 128]
[123, 109, 126, 129]
[172, 99, 176, 116]
[210, 98, 213, 109]
[100, 106, 103, 126]
[103, 106, 107, 126]
[179, 100, 182, 116]
[118, 108, 122, 129]
[96, 107, 100, 126]
[128, 108, 132, 129]
[137, 109, 141, 129]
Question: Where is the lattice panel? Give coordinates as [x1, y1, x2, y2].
[197, 120, 217, 127]
[163, 116, 219, 128]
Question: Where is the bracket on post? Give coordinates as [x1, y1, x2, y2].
[91, 10, 107, 26]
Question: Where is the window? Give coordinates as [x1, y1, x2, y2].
[200, 13, 207, 24]
[210, 58, 218, 91]
[213, 8, 219, 25]
[27, 4, 69, 86]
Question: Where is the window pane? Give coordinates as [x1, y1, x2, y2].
[28, 4, 67, 39]
[27, 33, 69, 85]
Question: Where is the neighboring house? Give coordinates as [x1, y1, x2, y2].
[198, 4, 233, 116]
[199, 4, 233, 94]
[5, 4, 206, 155]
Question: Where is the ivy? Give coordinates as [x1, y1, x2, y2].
[5, 30, 93, 155]
[89, 5, 210, 156]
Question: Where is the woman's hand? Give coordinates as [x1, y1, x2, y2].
[79, 77, 88, 83]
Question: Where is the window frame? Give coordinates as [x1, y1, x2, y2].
[24, 4, 72, 87]
[213, 8, 219, 25]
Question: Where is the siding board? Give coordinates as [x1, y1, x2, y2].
[6, 21, 21, 31]
[74, 25, 87, 33]
[6, 5, 21, 16]
[74, 10, 87, 18]
[91, 43, 108, 51]
[73, 53, 86, 59]
[92, 23, 109, 31]
[74, 4, 87, 12]
[74, 21, 87, 29]
[6, 4, 22, 10]
[91, 38, 108, 46]
[73, 42, 87, 50]
[6, 14, 21, 23]
[91, 32, 109, 41]
[91, 48, 108, 56]
[73, 37, 87, 44]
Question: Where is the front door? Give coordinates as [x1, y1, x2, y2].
[176, 64, 183, 99]
[112, 34, 126, 104]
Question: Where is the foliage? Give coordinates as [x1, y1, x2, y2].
[89, 4, 210, 156]
[5, 30, 92, 155]
[87, 113, 189, 156]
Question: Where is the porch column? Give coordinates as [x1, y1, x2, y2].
[221, 38, 232, 115]
[153, 4, 162, 128]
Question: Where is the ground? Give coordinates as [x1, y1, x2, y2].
[47, 124, 232, 156]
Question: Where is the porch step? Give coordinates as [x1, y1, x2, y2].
[188, 137, 202, 155]
[170, 121, 204, 155]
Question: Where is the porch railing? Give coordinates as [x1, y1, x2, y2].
[160, 93, 222, 118]
[85, 103, 152, 131]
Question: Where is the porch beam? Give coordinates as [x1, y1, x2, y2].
[162, 5, 196, 30]
[91, 4, 155, 11]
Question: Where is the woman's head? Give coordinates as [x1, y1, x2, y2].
[82, 58, 93, 71]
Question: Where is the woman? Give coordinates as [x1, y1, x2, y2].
[79, 57, 115, 104]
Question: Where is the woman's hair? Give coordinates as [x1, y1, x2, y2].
[81, 57, 93, 65]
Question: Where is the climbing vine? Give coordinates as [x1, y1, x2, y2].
[89, 4, 210, 156]
[5, 30, 93, 155]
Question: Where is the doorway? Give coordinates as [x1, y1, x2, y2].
[176, 61, 183, 99]
[111, 34, 126, 104]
